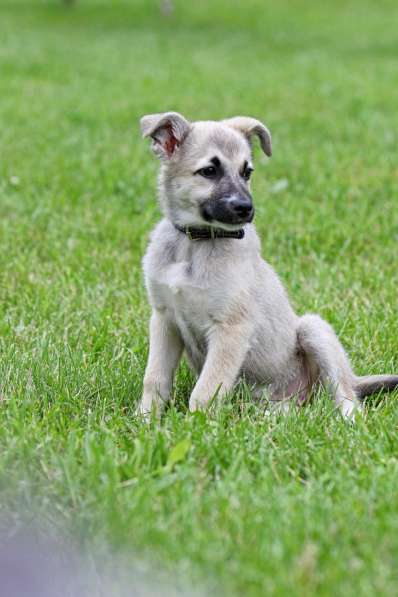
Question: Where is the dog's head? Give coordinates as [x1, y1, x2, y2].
[140, 112, 271, 229]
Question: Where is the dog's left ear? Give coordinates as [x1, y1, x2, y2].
[223, 117, 272, 157]
[140, 111, 190, 159]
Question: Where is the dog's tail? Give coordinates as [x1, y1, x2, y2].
[355, 374, 398, 400]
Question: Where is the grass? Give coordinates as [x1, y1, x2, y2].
[0, 1, 398, 594]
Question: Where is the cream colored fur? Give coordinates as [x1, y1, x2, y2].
[138, 112, 398, 420]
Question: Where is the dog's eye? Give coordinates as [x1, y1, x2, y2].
[196, 166, 217, 178]
[241, 166, 253, 181]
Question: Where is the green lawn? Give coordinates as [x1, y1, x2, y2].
[1, 1, 398, 595]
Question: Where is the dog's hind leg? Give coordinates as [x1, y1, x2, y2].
[297, 314, 361, 418]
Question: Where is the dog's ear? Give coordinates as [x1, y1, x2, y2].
[223, 117, 272, 157]
[140, 111, 190, 159]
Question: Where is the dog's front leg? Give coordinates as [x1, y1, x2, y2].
[189, 322, 251, 412]
[138, 309, 183, 418]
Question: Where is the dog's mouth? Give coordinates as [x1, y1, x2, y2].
[200, 197, 255, 227]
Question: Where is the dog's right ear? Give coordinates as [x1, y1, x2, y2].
[140, 112, 190, 159]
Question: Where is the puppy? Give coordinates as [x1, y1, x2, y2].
[138, 111, 398, 418]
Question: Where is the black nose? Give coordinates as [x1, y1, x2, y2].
[230, 197, 254, 220]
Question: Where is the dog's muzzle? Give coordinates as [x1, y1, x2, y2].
[200, 195, 255, 225]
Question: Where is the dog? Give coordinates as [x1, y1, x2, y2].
[138, 111, 398, 419]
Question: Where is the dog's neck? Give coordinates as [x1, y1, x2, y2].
[174, 224, 245, 241]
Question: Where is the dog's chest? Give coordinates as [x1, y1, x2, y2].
[144, 228, 250, 356]
[152, 259, 213, 326]
[149, 255, 225, 372]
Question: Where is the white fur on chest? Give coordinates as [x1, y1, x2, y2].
[143, 221, 256, 355]
[149, 258, 215, 331]
[158, 261, 207, 294]
[143, 219, 257, 320]
[147, 256, 216, 372]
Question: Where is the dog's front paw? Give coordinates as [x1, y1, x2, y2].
[188, 399, 201, 413]
[137, 397, 161, 422]
[189, 384, 223, 412]
[136, 399, 151, 422]
[189, 395, 208, 412]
